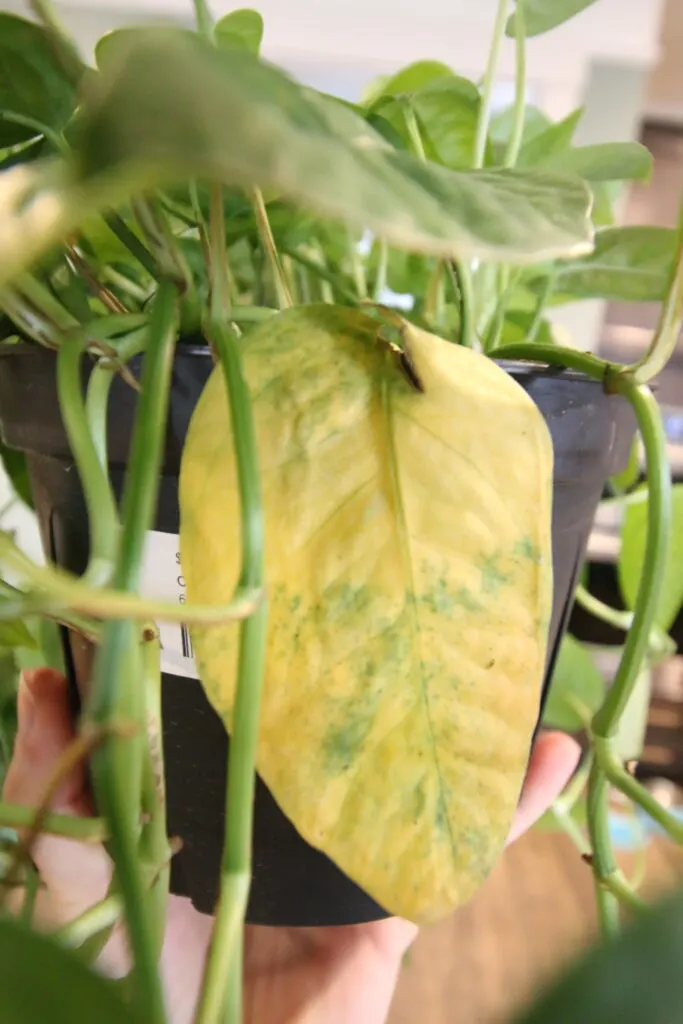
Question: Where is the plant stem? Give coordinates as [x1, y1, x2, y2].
[504, 0, 526, 168]
[57, 334, 120, 586]
[55, 894, 122, 948]
[85, 329, 148, 470]
[103, 213, 161, 282]
[601, 755, 683, 844]
[575, 584, 632, 632]
[446, 261, 475, 348]
[195, 314, 267, 1024]
[209, 183, 232, 321]
[133, 198, 191, 292]
[491, 341, 611, 380]
[29, 0, 84, 85]
[592, 383, 670, 735]
[252, 189, 292, 310]
[404, 107, 427, 161]
[526, 268, 556, 343]
[373, 241, 389, 302]
[0, 803, 107, 841]
[86, 280, 178, 1024]
[0, 534, 260, 625]
[16, 272, 79, 331]
[193, 0, 215, 40]
[138, 628, 171, 961]
[594, 881, 620, 939]
[346, 231, 367, 300]
[586, 759, 621, 938]
[474, 0, 510, 168]
[0, 113, 68, 156]
[630, 198, 683, 384]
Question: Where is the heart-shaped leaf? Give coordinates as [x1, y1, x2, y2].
[532, 227, 677, 303]
[214, 9, 264, 54]
[363, 60, 456, 106]
[516, 109, 583, 167]
[0, 13, 80, 148]
[0, 916, 142, 1023]
[543, 635, 604, 731]
[373, 78, 484, 169]
[180, 305, 553, 923]
[544, 142, 653, 183]
[507, 0, 601, 39]
[619, 483, 683, 633]
[77, 29, 593, 264]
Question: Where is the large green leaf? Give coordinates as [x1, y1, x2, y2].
[544, 142, 653, 183]
[543, 635, 604, 731]
[534, 226, 676, 303]
[507, 0, 601, 38]
[214, 8, 264, 54]
[180, 305, 554, 923]
[619, 484, 683, 633]
[0, 13, 80, 148]
[515, 888, 683, 1024]
[0, 916, 142, 1023]
[77, 29, 593, 264]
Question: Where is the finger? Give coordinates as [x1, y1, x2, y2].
[506, 730, 581, 845]
[3, 669, 91, 815]
[2, 669, 114, 936]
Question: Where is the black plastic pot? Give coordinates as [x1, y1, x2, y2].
[0, 345, 634, 926]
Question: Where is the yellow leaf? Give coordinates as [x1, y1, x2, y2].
[179, 305, 553, 924]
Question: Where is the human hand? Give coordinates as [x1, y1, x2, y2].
[2, 668, 579, 1024]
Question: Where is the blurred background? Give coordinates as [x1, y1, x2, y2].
[3, 1, 683, 1020]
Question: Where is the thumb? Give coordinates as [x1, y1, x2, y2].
[3, 668, 91, 815]
[2, 668, 115, 936]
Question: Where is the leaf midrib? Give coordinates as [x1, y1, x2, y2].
[378, 367, 457, 862]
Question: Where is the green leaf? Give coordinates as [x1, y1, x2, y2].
[535, 226, 676, 303]
[214, 9, 264, 54]
[507, 0, 601, 39]
[545, 142, 653, 183]
[0, 618, 38, 651]
[619, 484, 683, 632]
[489, 104, 551, 152]
[362, 60, 455, 106]
[0, 916, 142, 1023]
[181, 305, 555, 924]
[0, 13, 79, 148]
[614, 665, 651, 761]
[610, 438, 641, 495]
[543, 635, 604, 731]
[516, 108, 583, 167]
[0, 442, 32, 508]
[515, 887, 683, 1024]
[406, 79, 483, 169]
[76, 30, 593, 265]
[369, 78, 483, 170]
[500, 310, 555, 346]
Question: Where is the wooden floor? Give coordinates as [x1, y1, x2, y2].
[388, 829, 683, 1024]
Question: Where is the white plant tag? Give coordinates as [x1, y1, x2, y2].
[140, 530, 199, 680]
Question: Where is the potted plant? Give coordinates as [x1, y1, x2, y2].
[0, 0, 682, 1021]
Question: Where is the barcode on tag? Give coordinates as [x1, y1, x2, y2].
[180, 623, 194, 661]
[139, 531, 200, 680]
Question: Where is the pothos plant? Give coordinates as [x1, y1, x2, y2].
[0, 0, 682, 1022]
